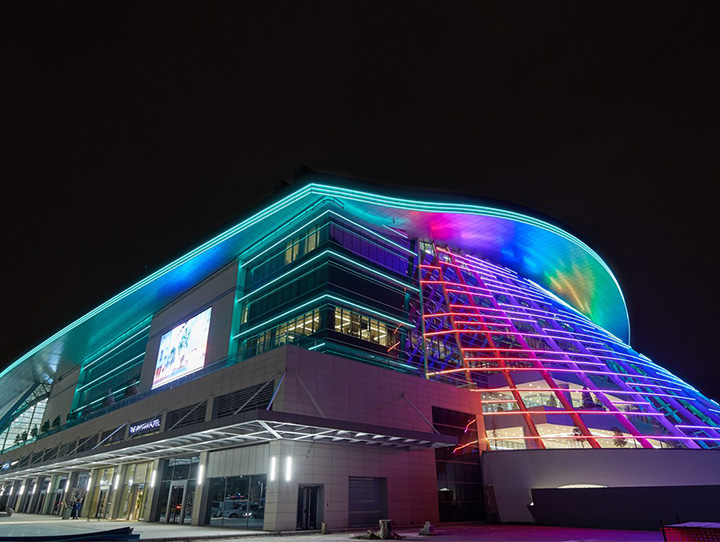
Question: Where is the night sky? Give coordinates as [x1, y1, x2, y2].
[4, 3, 720, 399]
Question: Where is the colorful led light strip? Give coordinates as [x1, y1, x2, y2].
[418, 243, 720, 449]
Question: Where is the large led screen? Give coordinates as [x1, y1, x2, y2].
[152, 307, 212, 389]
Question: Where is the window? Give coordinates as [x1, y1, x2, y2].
[333, 307, 398, 347]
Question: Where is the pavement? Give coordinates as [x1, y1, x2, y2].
[0, 514, 666, 541]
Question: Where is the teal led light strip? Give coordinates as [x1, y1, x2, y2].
[1, 179, 627, 381]
[243, 208, 414, 268]
[0, 185, 316, 379]
[307, 183, 630, 342]
[81, 325, 151, 371]
[327, 209, 415, 256]
[75, 353, 145, 392]
[234, 293, 412, 339]
[238, 248, 417, 303]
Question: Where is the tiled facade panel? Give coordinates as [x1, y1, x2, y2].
[262, 440, 438, 531]
[277, 347, 485, 439]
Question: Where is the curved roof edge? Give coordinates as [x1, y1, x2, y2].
[0, 173, 630, 407]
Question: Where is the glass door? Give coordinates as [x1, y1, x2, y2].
[166, 482, 186, 524]
[133, 484, 146, 520]
[95, 488, 109, 518]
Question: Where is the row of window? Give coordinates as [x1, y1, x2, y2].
[334, 307, 399, 348]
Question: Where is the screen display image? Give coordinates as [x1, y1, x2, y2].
[152, 307, 212, 389]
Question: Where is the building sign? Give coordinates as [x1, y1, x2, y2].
[129, 417, 162, 437]
[152, 307, 212, 389]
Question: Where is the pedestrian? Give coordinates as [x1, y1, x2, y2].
[72, 499, 81, 519]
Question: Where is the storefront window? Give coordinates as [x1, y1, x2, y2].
[118, 461, 152, 520]
[205, 474, 266, 529]
[156, 456, 198, 524]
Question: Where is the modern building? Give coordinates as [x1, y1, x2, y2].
[1, 173, 719, 530]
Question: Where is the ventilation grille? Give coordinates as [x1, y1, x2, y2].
[43, 446, 58, 462]
[214, 381, 274, 419]
[101, 428, 125, 446]
[58, 442, 74, 457]
[77, 434, 98, 453]
[166, 401, 208, 430]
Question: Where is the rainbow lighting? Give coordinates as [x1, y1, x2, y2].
[416, 243, 720, 450]
[2, 171, 720, 479]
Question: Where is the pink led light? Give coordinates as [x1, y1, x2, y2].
[429, 366, 683, 388]
[481, 408, 667, 417]
[422, 244, 720, 447]
[454, 320, 512, 326]
[476, 388, 686, 399]
[483, 435, 717, 442]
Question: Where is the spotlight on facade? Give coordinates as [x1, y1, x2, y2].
[285, 456, 292, 482]
[269, 456, 277, 482]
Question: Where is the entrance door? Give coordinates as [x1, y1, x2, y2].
[52, 490, 64, 515]
[296, 485, 321, 530]
[95, 488, 109, 518]
[133, 484, 146, 520]
[166, 482, 186, 524]
[35, 491, 46, 514]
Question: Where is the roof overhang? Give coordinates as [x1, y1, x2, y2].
[0, 173, 630, 410]
[0, 409, 457, 481]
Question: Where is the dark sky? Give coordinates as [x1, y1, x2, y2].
[3, 2, 720, 399]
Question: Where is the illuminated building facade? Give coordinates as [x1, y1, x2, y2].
[0, 173, 719, 529]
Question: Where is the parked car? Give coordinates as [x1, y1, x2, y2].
[211, 500, 245, 518]
[243, 504, 264, 519]
[222, 501, 247, 518]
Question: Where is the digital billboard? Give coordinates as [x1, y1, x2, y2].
[152, 307, 212, 389]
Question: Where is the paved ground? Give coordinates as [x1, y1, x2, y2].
[0, 513, 665, 541]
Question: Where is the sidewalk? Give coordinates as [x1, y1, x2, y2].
[0, 514, 665, 541]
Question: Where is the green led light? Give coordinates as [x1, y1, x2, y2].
[1, 178, 629, 384]
[75, 353, 145, 392]
[308, 183, 629, 340]
[238, 248, 417, 303]
[81, 325, 151, 371]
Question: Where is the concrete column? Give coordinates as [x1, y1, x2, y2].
[84, 467, 101, 519]
[108, 465, 128, 519]
[42, 475, 60, 515]
[264, 440, 302, 531]
[143, 459, 162, 522]
[191, 451, 209, 526]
